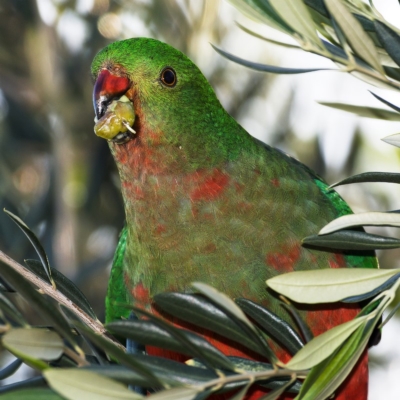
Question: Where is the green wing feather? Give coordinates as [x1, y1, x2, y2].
[105, 226, 131, 323]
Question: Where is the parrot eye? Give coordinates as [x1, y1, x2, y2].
[160, 67, 177, 87]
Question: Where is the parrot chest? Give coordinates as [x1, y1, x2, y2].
[118, 152, 338, 304]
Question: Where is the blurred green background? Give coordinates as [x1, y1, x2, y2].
[1, 0, 400, 397]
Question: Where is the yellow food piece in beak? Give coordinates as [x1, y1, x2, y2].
[94, 96, 135, 140]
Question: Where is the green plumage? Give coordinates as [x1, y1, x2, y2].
[91, 38, 377, 333]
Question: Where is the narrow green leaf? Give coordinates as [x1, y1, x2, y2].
[3, 328, 63, 361]
[267, 268, 400, 304]
[261, 376, 296, 400]
[324, 0, 384, 74]
[226, 382, 251, 400]
[147, 387, 201, 400]
[374, 20, 400, 68]
[297, 324, 365, 400]
[212, 45, 331, 74]
[107, 319, 234, 371]
[25, 259, 97, 320]
[285, 316, 368, 370]
[382, 132, 400, 148]
[319, 211, 400, 234]
[0, 292, 28, 326]
[4, 210, 54, 288]
[0, 376, 47, 395]
[191, 357, 302, 393]
[0, 358, 23, 380]
[342, 273, 400, 303]
[319, 102, 400, 120]
[269, 0, 323, 48]
[44, 369, 143, 400]
[192, 283, 276, 361]
[77, 324, 162, 387]
[235, 298, 304, 355]
[303, 230, 400, 250]
[370, 91, 400, 113]
[330, 171, 400, 188]
[0, 388, 63, 400]
[192, 283, 256, 335]
[154, 293, 270, 359]
[0, 260, 80, 353]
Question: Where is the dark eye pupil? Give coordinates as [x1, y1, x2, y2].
[162, 69, 176, 85]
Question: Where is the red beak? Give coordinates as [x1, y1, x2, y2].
[93, 69, 130, 120]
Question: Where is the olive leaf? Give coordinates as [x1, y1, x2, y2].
[285, 315, 368, 370]
[267, 268, 400, 303]
[319, 211, 400, 234]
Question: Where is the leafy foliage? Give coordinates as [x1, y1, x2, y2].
[3, 0, 400, 399]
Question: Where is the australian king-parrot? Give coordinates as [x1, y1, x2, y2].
[91, 38, 378, 399]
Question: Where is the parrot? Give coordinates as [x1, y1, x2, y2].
[91, 38, 378, 399]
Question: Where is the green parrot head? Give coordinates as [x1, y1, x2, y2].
[91, 38, 253, 166]
[92, 38, 218, 142]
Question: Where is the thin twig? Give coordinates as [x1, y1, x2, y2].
[0, 250, 125, 351]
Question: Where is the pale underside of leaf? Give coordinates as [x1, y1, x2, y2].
[382, 133, 400, 148]
[319, 211, 400, 234]
[3, 328, 64, 361]
[44, 369, 143, 400]
[325, 0, 384, 74]
[285, 316, 368, 370]
[266, 268, 399, 304]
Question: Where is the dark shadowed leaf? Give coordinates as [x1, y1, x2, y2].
[374, 20, 400, 67]
[235, 298, 303, 355]
[77, 324, 162, 387]
[0, 376, 47, 395]
[303, 230, 400, 250]
[261, 376, 296, 400]
[154, 292, 273, 360]
[0, 358, 23, 380]
[212, 46, 331, 74]
[370, 91, 400, 113]
[192, 283, 275, 361]
[0, 260, 80, 354]
[319, 102, 400, 120]
[281, 302, 314, 343]
[25, 259, 97, 320]
[0, 388, 63, 400]
[107, 319, 234, 371]
[192, 357, 302, 393]
[342, 272, 400, 303]
[330, 171, 400, 187]
[4, 210, 54, 288]
[121, 355, 223, 388]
